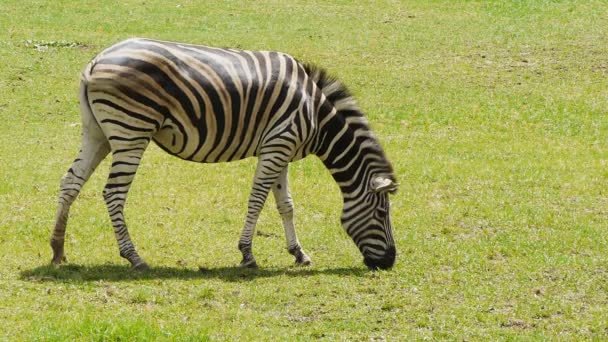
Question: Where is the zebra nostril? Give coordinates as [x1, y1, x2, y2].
[363, 246, 396, 270]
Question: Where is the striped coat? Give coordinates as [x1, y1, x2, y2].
[51, 38, 398, 270]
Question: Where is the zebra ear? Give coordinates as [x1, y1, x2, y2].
[371, 176, 398, 194]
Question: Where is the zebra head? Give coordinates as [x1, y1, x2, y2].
[342, 175, 398, 270]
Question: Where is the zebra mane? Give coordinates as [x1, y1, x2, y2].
[302, 63, 363, 118]
[302, 63, 396, 183]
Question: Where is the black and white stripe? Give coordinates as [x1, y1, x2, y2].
[50, 38, 398, 270]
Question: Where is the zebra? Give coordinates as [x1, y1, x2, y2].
[50, 38, 398, 271]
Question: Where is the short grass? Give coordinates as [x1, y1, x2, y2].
[1, 0, 607, 340]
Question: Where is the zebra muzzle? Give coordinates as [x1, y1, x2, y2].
[363, 245, 396, 270]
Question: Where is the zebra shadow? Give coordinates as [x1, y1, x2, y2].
[20, 263, 368, 283]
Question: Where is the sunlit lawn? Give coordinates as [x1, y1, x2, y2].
[1, 0, 607, 339]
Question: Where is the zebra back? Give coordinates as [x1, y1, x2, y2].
[82, 38, 317, 164]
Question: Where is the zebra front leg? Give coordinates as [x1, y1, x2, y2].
[238, 156, 288, 268]
[271, 167, 311, 266]
[51, 122, 110, 265]
[103, 145, 150, 270]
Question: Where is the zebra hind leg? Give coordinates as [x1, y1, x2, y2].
[103, 142, 151, 271]
[51, 121, 110, 265]
[271, 167, 311, 266]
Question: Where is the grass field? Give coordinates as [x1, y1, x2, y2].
[1, 0, 607, 339]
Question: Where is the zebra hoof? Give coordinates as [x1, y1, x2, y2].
[51, 255, 67, 266]
[131, 261, 150, 271]
[240, 258, 258, 269]
[295, 254, 312, 267]
[289, 246, 311, 266]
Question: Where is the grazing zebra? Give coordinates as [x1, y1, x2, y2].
[50, 38, 398, 271]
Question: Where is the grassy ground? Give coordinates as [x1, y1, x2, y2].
[1, 0, 607, 339]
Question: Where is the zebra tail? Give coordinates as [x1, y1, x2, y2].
[78, 58, 105, 138]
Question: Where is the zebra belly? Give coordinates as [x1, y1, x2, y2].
[151, 120, 258, 163]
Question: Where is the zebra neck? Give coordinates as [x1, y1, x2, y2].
[314, 111, 392, 199]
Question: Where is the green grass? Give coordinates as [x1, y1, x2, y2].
[1, 0, 607, 339]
